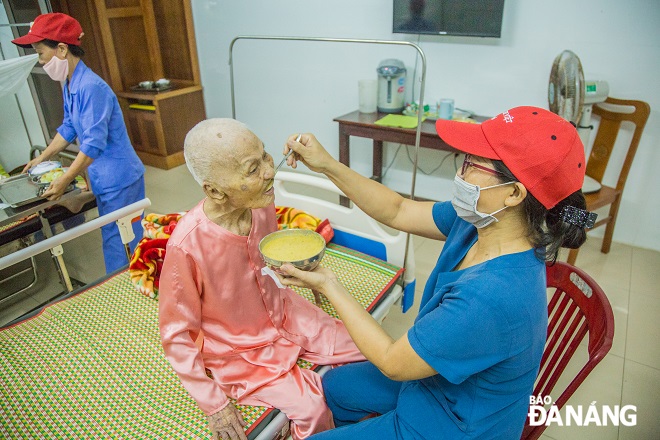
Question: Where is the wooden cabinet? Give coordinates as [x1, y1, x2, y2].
[117, 85, 205, 169]
[52, 0, 206, 169]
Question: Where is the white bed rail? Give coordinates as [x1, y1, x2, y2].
[274, 172, 415, 286]
[0, 198, 151, 271]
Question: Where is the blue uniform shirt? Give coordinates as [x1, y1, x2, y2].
[403, 202, 547, 439]
[57, 61, 144, 195]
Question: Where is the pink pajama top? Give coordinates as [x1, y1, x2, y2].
[158, 200, 342, 415]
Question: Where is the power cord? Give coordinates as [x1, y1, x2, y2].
[405, 147, 456, 175]
[382, 144, 461, 178]
[381, 144, 405, 179]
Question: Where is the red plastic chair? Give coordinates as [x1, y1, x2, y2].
[521, 261, 615, 439]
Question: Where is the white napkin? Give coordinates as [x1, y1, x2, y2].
[261, 266, 285, 288]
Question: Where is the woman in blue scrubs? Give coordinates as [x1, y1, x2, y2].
[278, 107, 596, 439]
[13, 13, 145, 273]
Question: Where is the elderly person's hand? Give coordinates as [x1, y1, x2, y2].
[207, 403, 248, 440]
[284, 133, 336, 174]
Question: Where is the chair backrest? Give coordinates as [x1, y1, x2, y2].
[586, 97, 650, 191]
[521, 261, 615, 440]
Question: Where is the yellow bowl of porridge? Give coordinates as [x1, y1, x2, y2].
[259, 229, 326, 271]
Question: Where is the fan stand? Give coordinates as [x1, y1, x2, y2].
[577, 104, 603, 194]
[582, 176, 602, 194]
[548, 51, 605, 195]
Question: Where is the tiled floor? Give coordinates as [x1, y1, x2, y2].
[1, 164, 658, 439]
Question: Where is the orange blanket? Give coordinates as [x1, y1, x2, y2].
[129, 208, 332, 300]
[129, 213, 182, 299]
[275, 206, 334, 243]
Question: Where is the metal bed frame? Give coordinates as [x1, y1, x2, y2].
[228, 36, 428, 282]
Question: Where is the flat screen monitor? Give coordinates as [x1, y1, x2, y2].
[393, 0, 505, 38]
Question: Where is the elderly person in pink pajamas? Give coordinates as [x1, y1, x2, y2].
[159, 118, 365, 440]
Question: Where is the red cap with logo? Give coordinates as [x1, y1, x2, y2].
[12, 12, 83, 48]
[435, 106, 585, 209]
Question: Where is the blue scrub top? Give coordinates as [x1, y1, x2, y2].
[57, 60, 144, 195]
[403, 202, 547, 439]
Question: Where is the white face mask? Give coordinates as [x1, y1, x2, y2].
[451, 174, 514, 228]
[43, 55, 69, 82]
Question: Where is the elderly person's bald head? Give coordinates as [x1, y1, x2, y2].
[184, 118, 260, 186]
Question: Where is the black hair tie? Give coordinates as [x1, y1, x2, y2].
[561, 206, 597, 228]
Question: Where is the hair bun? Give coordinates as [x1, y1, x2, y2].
[561, 206, 597, 228]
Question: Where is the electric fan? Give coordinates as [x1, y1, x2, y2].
[548, 50, 609, 193]
[548, 50, 585, 125]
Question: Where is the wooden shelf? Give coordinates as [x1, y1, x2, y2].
[119, 86, 205, 170]
[53, 0, 206, 169]
[116, 84, 202, 102]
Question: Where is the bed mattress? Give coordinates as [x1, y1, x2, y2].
[0, 243, 402, 438]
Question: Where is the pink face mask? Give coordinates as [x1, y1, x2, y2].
[43, 55, 69, 82]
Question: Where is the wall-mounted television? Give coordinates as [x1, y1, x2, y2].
[393, 0, 505, 38]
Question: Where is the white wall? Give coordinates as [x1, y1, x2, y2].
[191, 0, 660, 252]
[0, 7, 46, 173]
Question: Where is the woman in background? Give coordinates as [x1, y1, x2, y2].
[13, 12, 145, 273]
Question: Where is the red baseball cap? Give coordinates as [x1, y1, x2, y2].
[435, 106, 585, 209]
[12, 13, 83, 48]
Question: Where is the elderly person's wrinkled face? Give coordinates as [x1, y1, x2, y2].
[213, 135, 275, 209]
[184, 119, 276, 210]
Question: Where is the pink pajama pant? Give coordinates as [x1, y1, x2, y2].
[237, 327, 365, 439]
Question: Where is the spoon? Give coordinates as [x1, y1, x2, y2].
[274, 133, 301, 173]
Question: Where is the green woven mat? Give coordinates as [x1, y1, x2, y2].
[0, 243, 402, 438]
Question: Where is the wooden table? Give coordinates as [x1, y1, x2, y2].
[333, 110, 488, 182]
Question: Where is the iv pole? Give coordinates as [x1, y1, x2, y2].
[230, 38, 426, 440]
[229, 36, 427, 286]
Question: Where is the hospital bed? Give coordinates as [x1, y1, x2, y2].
[0, 171, 415, 439]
